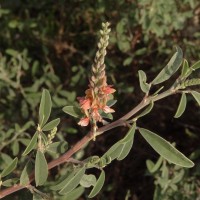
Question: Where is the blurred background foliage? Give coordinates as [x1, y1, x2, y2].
[0, 0, 200, 199]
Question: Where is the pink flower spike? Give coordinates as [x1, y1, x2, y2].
[78, 117, 90, 126]
[103, 106, 115, 113]
[102, 86, 116, 95]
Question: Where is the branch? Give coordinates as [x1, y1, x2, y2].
[0, 87, 176, 199]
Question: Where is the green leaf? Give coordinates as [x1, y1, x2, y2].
[146, 160, 155, 172]
[39, 89, 52, 127]
[42, 118, 60, 131]
[152, 46, 183, 85]
[191, 91, 200, 106]
[138, 70, 150, 93]
[51, 172, 75, 191]
[20, 162, 32, 186]
[123, 57, 133, 66]
[174, 93, 187, 118]
[62, 106, 83, 118]
[46, 141, 68, 154]
[100, 112, 113, 120]
[22, 131, 38, 156]
[136, 101, 154, 119]
[5, 49, 19, 57]
[117, 139, 133, 161]
[120, 123, 136, 143]
[147, 157, 163, 173]
[117, 124, 136, 160]
[102, 123, 136, 161]
[11, 140, 19, 156]
[102, 142, 123, 161]
[139, 128, 194, 168]
[88, 170, 105, 198]
[61, 186, 84, 200]
[1, 157, 18, 177]
[41, 132, 48, 145]
[35, 151, 48, 186]
[184, 60, 200, 78]
[153, 86, 164, 96]
[2, 178, 18, 187]
[59, 167, 86, 195]
[191, 60, 200, 70]
[181, 59, 189, 77]
[19, 138, 31, 146]
[107, 99, 117, 107]
[172, 169, 184, 184]
[1, 153, 13, 165]
[80, 174, 97, 188]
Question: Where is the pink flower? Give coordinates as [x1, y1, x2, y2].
[103, 106, 115, 113]
[77, 97, 91, 111]
[91, 108, 102, 122]
[78, 117, 90, 126]
[101, 85, 116, 95]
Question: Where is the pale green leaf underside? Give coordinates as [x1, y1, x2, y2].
[174, 93, 187, 118]
[35, 150, 48, 186]
[80, 174, 97, 188]
[88, 170, 105, 198]
[139, 128, 194, 168]
[138, 70, 150, 93]
[1, 157, 18, 177]
[152, 46, 183, 85]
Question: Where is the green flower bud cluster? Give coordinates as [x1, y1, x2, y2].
[47, 127, 57, 145]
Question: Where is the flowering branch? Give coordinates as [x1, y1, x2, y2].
[0, 85, 178, 199]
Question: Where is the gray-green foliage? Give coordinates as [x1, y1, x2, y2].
[146, 156, 200, 200]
